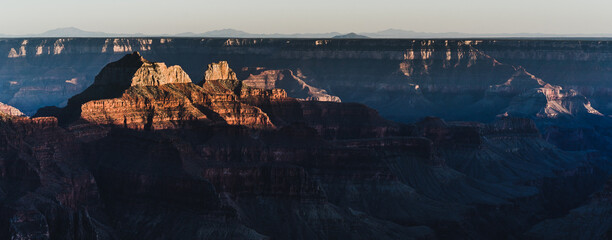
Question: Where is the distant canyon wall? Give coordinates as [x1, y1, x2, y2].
[0, 38, 611, 119]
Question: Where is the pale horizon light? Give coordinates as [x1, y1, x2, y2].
[1, 0, 611, 36]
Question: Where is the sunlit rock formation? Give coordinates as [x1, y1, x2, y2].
[0, 102, 24, 116]
[36, 53, 279, 131]
[240, 68, 341, 102]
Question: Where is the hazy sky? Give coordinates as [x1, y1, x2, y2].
[2, 0, 612, 35]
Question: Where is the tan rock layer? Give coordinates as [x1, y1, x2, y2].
[204, 61, 237, 81]
[131, 63, 192, 86]
[0, 102, 25, 116]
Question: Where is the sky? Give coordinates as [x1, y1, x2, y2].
[1, 0, 612, 35]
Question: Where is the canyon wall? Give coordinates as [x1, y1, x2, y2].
[0, 52, 610, 239]
[2, 37, 610, 157]
[1, 38, 611, 117]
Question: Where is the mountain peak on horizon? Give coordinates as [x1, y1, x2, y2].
[43, 27, 84, 32]
[333, 32, 369, 39]
[39, 27, 110, 37]
[377, 28, 416, 33]
[207, 28, 249, 33]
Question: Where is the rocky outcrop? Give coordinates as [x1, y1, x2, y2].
[79, 84, 211, 130]
[0, 102, 24, 116]
[496, 69, 603, 119]
[0, 115, 115, 239]
[489, 67, 550, 93]
[91, 51, 190, 87]
[36, 55, 277, 131]
[50, 57, 396, 133]
[240, 68, 341, 102]
[130, 61, 191, 86]
[504, 85, 603, 119]
[203, 61, 238, 82]
[200, 61, 242, 95]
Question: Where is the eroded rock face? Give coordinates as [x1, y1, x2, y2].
[0, 102, 24, 116]
[130, 62, 191, 86]
[501, 82, 603, 119]
[79, 84, 210, 130]
[5, 54, 611, 239]
[0, 115, 115, 239]
[37, 55, 278, 131]
[82, 51, 191, 91]
[240, 68, 341, 102]
[200, 61, 242, 94]
[204, 61, 238, 82]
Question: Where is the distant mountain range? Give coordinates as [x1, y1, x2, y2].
[2, 27, 612, 39]
[333, 33, 369, 39]
[2, 27, 146, 38]
[175, 29, 344, 38]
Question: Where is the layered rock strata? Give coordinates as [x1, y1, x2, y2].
[3, 53, 609, 239]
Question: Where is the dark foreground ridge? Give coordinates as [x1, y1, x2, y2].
[0, 53, 610, 239]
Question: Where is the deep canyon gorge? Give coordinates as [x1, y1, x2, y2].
[0, 38, 611, 239]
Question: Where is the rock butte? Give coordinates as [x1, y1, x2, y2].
[36, 53, 392, 137]
[37, 52, 282, 130]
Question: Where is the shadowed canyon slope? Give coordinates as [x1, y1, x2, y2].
[0, 53, 610, 239]
[527, 177, 612, 240]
